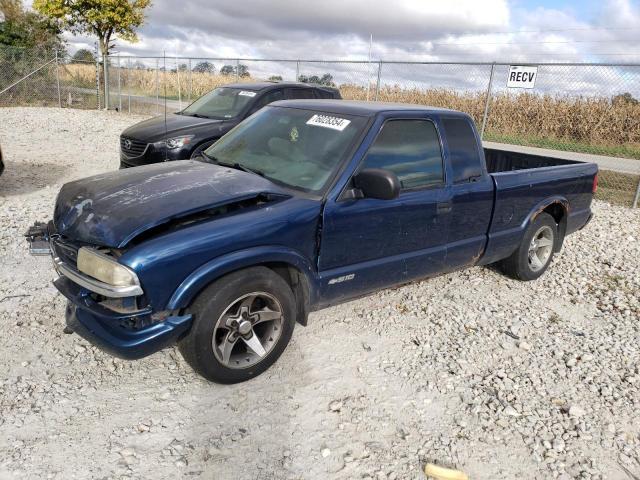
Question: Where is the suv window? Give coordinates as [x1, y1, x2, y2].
[361, 119, 444, 190]
[248, 89, 284, 115]
[315, 89, 336, 99]
[286, 88, 316, 100]
[441, 117, 483, 183]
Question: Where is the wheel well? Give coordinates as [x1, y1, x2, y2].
[539, 201, 567, 251]
[259, 262, 311, 326]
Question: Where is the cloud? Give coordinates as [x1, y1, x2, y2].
[61, 0, 640, 98]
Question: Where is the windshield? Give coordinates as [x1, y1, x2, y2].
[203, 106, 368, 193]
[181, 87, 256, 119]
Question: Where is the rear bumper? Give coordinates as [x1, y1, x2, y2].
[57, 277, 192, 360]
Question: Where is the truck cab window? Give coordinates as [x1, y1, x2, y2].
[442, 117, 483, 183]
[361, 119, 444, 190]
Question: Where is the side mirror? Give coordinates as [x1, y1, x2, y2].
[353, 168, 400, 200]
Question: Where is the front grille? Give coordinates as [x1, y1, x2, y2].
[51, 237, 79, 266]
[120, 136, 148, 157]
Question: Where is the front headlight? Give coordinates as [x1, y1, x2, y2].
[154, 135, 194, 150]
[77, 248, 139, 287]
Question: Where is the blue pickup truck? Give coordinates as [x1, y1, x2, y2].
[27, 100, 598, 383]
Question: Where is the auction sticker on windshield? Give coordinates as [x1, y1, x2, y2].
[238, 90, 257, 97]
[306, 114, 351, 131]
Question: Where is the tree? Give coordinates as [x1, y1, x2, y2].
[320, 73, 334, 86]
[220, 64, 234, 76]
[71, 48, 95, 63]
[268, 75, 282, 81]
[298, 72, 334, 86]
[237, 64, 249, 78]
[34, 0, 151, 107]
[193, 61, 214, 73]
[220, 63, 249, 78]
[612, 92, 638, 107]
[0, 0, 63, 50]
[33, 0, 151, 59]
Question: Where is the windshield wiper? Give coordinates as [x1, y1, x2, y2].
[219, 161, 265, 177]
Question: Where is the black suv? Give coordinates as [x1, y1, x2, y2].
[119, 81, 341, 168]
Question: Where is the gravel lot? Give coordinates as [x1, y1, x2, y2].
[0, 107, 639, 480]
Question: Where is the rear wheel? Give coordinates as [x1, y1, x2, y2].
[178, 267, 296, 383]
[500, 212, 557, 281]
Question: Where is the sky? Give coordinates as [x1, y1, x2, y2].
[61, 0, 640, 64]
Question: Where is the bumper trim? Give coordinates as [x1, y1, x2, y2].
[55, 257, 143, 298]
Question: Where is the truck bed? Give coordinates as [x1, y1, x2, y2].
[484, 147, 582, 173]
[479, 147, 598, 266]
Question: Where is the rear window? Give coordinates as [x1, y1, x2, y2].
[442, 117, 483, 183]
[287, 88, 316, 100]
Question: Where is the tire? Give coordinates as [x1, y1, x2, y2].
[178, 267, 296, 383]
[499, 212, 557, 281]
[189, 140, 216, 160]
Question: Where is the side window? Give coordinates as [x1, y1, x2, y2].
[361, 119, 444, 190]
[441, 117, 483, 183]
[286, 88, 316, 100]
[249, 89, 284, 114]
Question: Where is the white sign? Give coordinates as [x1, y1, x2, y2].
[507, 66, 538, 89]
[306, 114, 351, 131]
[238, 90, 257, 97]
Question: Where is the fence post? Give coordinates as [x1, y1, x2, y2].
[295, 60, 300, 81]
[480, 62, 495, 140]
[54, 50, 61, 108]
[176, 58, 182, 110]
[633, 178, 640, 208]
[127, 57, 131, 114]
[117, 55, 122, 112]
[235, 58, 240, 82]
[155, 58, 159, 115]
[103, 53, 110, 109]
[188, 58, 192, 103]
[95, 53, 101, 110]
[375, 61, 382, 101]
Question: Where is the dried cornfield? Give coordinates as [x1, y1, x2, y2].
[57, 63, 640, 161]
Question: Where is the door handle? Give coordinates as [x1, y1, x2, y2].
[437, 202, 452, 214]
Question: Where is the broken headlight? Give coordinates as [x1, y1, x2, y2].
[77, 247, 139, 287]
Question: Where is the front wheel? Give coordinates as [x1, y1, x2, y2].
[499, 212, 557, 281]
[178, 267, 296, 383]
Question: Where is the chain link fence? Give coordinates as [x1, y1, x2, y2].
[1, 47, 639, 207]
[0, 47, 102, 109]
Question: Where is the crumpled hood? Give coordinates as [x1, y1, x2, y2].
[54, 160, 288, 248]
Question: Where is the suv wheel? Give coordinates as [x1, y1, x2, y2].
[178, 267, 296, 383]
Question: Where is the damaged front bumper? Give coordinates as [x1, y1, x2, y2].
[26, 221, 192, 359]
[58, 277, 192, 360]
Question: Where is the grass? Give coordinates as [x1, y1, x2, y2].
[595, 170, 640, 206]
[484, 131, 640, 161]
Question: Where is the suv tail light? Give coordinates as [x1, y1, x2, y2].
[592, 173, 598, 193]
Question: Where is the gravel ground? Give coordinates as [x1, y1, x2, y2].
[0, 107, 639, 480]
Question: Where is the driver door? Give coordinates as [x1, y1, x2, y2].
[318, 117, 451, 304]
